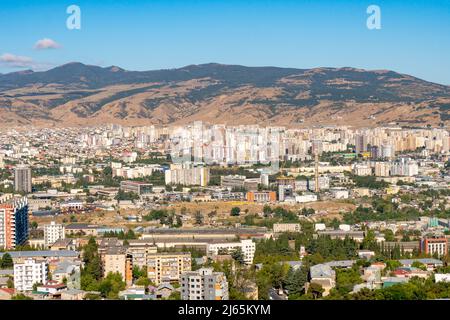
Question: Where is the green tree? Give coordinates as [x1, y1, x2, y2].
[12, 294, 33, 300]
[231, 248, 245, 265]
[0, 253, 13, 269]
[168, 291, 181, 300]
[99, 272, 126, 299]
[194, 211, 204, 225]
[285, 266, 308, 299]
[230, 207, 241, 216]
[308, 282, 324, 299]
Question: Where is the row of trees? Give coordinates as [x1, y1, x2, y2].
[143, 209, 183, 227]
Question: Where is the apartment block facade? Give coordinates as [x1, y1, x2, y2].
[146, 252, 191, 285]
[14, 258, 48, 292]
[43, 221, 65, 247]
[207, 239, 256, 265]
[181, 268, 229, 300]
[0, 196, 29, 250]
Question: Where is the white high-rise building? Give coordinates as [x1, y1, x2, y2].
[43, 221, 65, 247]
[14, 258, 48, 291]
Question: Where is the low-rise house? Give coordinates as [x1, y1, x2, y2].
[50, 238, 78, 251]
[60, 288, 87, 300]
[154, 283, 174, 299]
[398, 258, 443, 271]
[392, 267, 429, 279]
[309, 264, 336, 296]
[0, 288, 15, 300]
[119, 286, 153, 300]
[358, 250, 376, 260]
[285, 261, 303, 271]
[52, 260, 82, 289]
[324, 260, 356, 269]
[36, 281, 67, 295]
[382, 277, 409, 287]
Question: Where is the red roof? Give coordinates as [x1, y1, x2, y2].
[0, 288, 15, 295]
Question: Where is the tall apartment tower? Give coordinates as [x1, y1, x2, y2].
[311, 140, 322, 193]
[181, 268, 229, 300]
[355, 134, 368, 154]
[0, 196, 29, 250]
[14, 165, 32, 193]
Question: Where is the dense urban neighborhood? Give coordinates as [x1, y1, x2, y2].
[0, 123, 449, 300]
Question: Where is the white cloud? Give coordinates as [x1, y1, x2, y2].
[34, 38, 61, 50]
[0, 53, 34, 68]
[0, 53, 55, 71]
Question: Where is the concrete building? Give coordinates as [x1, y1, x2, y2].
[44, 221, 65, 247]
[14, 165, 32, 193]
[353, 164, 372, 176]
[146, 252, 191, 285]
[181, 267, 229, 300]
[207, 239, 255, 265]
[246, 191, 276, 203]
[102, 247, 133, 285]
[375, 162, 391, 177]
[14, 258, 48, 292]
[420, 237, 448, 257]
[220, 175, 246, 189]
[295, 193, 318, 203]
[273, 223, 301, 233]
[126, 242, 158, 268]
[120, 180, 153, 195]
[165, 164, 210, 187]
[0, 196, 29, 250]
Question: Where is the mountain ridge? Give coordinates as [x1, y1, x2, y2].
[0, 62, 449, 128]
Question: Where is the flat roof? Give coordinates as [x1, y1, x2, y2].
[0, 250, 79, 259]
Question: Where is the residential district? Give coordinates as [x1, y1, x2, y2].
[0, 123, 449, 300]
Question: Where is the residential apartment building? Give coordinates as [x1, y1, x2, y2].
[0, 196, 29, 250]
[420, 237, 448, 257]
[126, 242, 158, 268]
[207, 239, 256, 265]
[181, 267, 229, 300]
[43, 221, 65, 247]
[146, 252, 192, 285]
[102, 247, 133, 285]
[375, 162, 391, 177]
[14, 258, 48, 292]
[14, 165, 32, 193]
[165, 164, 210, 187]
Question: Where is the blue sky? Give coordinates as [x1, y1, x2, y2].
[0, 0, 449, 84]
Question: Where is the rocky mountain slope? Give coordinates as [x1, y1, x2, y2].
[0, 62, 448, 127]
